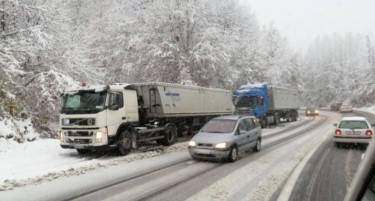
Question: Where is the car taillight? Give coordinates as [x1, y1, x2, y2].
[366, 130, 373, 136]
[335, 129, 342, 135]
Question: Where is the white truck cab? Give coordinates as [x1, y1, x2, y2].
[59, 83, 138, 152]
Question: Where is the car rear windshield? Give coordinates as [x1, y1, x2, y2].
[338, 120, 369, 129]
[200, 119, 237, 133]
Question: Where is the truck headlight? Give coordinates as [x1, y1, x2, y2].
[215, 143, 227, 149]
[95, 128, 108, 143]
[59, 131, 64, 142]
[189, 141, 196, 147]
[96, 131, 103, 143]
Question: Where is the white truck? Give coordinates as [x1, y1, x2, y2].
[59, 82, 234, 155]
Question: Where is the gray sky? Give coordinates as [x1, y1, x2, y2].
[245, 0, 375, 50]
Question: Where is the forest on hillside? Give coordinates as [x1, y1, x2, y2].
[1, 0, 374, 139]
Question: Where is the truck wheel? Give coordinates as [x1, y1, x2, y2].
[253, 138, 261, 152]
[228, 146, 238, 162]
[161, 125, 177, 146]
[260, 117, 268, 128]
[274, 114, 280, 125]
[292, 111, 298, 121]
[118, 130, 132, 156]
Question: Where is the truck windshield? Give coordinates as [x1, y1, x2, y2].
[232, 96, 258, 107]
[61, 90, 107, 114]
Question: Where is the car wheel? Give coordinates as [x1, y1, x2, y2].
[254, 138, 261, 152]
[228, 146, 238, 162]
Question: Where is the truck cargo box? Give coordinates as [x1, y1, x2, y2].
[133, 82, 234, 118]
[268, 87, 300, 111]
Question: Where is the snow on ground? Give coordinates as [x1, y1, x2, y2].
[0, 138, 188, 191]
[0, 116, 309, 192]
[355, 106, 375, 119]
[1, 108, 372, 194]
[0, 117, 38, 143]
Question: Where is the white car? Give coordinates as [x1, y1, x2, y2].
[333, 116, 374, 147]
[339, 104, 353, 113]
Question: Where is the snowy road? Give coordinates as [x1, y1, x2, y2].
[0, 110, 367, 201]
[287, 111, 371, 201]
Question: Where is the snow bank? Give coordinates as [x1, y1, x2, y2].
[0, 117, 38, 143]
[0, 139, 188, 191]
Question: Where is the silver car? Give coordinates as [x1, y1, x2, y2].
[333, 116, 374, 146]
[188, 115, 262, 162]
[305, 107, 319, 116]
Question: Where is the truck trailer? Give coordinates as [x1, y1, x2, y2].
[59, 82, 234, 155]
[232, 83, 300, 128]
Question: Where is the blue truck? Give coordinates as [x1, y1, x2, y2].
[232, 83, 300, 128]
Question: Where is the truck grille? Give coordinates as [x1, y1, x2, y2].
[62, 118, 96, 126]
[66, 139, 92, 144]
[235, 107, 253, 115]
[66, 131, 94, 137]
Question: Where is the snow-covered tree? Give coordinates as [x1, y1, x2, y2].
[302, 34, 375, 106]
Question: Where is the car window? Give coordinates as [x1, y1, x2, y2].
[251, 118, 260, 128]
[339, 121, 369, 129]
[200, 119, 237, 133]
[238, 119, 250, 133]
[247, 118, 256, 130]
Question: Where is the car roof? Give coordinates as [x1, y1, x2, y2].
[341, 116, 367, 121]
[214, 115, 255, 120]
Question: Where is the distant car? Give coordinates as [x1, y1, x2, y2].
[305, 107, 319, 116]
[188, 115, 262, 162]
[339, 104, 353, 113]
[331, 102, 343, 111]
[333, 116, 374, 147]
[344, 132, 375, 201]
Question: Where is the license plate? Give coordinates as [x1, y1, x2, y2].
[345, 131, 361, 135]
[74, 144, 85, 149]
[196, 149, 211, 154]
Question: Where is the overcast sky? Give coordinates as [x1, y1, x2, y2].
[244, 0, 375, 50]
